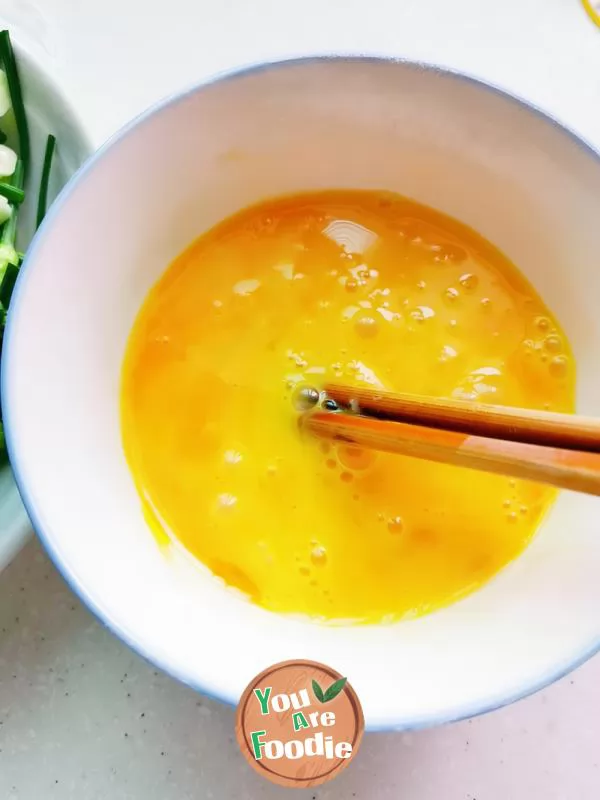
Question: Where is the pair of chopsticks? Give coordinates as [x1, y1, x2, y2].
[300, 383, 600, 497]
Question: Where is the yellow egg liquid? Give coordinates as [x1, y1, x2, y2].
[121, 190, 574, 623]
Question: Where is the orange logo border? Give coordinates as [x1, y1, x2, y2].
[235, 659, 364, 788]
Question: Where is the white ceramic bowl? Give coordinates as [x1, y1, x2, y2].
[0, 39, 92, 572]
[4, 56, 600, 730]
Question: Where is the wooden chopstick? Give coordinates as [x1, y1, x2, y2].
[325, 383, 600, 453]
[299, 385, 600, 496]
[302, 410, 600, 496]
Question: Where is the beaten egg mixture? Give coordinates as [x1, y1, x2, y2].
[121, 190, 574, 623]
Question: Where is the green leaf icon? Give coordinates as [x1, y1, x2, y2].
[312, 679, 325, 703]
[323, 677, 348, 703]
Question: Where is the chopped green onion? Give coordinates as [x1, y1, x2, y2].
[0, 157, 22, 252]
[0, 196, 11, 225]
[0, 70, 10, 117]
[0, 32, 58, 466]
[0, 143, 17, 177]
[0, 32, 24, 466]
[36, 134, 55, 228]
[0, 181, 23, 204]
[0, 259, 18, 307]
[0, 30, 30, 180]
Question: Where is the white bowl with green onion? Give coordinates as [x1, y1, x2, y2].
[0, 30, 91, 572]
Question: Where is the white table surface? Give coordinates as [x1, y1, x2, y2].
[1, 0, 600, 797]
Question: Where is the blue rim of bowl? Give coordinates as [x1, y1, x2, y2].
[4, 53, 600, 732]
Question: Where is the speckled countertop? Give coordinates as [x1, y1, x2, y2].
[2, 540, 600, 799]
[1, 0, 600, 798]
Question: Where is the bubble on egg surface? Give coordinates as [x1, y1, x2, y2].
[233, 278, 260, 296]
[292, 384, 320, 411]
[388, 517, 404, 534]
[549, 355, 569, 378]
[544, 334, 562, 353]
[355, 315, 379, 338]
[310, 545, 328, 565]
[439, 345, 458, 362]
[217, 493, 237, 510]
[339, 445, 374, 471]
[459, 273, 478, 291]
[410, 306, 435, 323]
